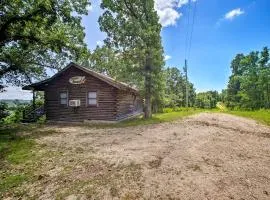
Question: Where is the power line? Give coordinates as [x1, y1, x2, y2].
[183, 0, 198, 107]
[184, 0, 191, 60]
[187, 0, 198, 60]
[183, 0, 191, 108]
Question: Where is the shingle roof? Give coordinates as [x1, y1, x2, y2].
[22, 62, 139, 93]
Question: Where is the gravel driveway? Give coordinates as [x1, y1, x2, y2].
[19, 113, 270, 199]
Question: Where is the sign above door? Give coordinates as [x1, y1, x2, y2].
[69, 76, 86, 84]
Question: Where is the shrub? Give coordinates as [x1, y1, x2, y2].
[162, 108, 174, 113]
[0, 102, 9, 122]
[173, 107, 183, 112]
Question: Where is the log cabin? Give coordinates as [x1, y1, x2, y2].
[22, 62, 143, 122]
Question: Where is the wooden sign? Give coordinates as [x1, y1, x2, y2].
[69, 76, 86, 84]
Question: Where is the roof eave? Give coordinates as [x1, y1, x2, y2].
[22, 62, 140, 93]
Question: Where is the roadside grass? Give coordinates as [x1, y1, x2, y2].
[214, 102, 270, 126]
[0, 136, 36, 195]
[222, 110, 270, 126]
[89, 108, 205, 128]
[0, 124, 58, 197]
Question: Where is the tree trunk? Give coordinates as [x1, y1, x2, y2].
[144, 74, 152, 118]
[144, 52, 152, 119]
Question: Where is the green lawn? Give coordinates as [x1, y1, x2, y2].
[96, 108, 205, 128]
[0, 125, 58, 197]
[222, 110, 270, 126]
[0, 128, 36, 195]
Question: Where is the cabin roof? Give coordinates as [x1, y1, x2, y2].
[22, 62, 139, 93]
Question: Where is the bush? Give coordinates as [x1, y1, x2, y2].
[173, 107, 183, 112]
[162, 107, 188, 113]
[2, 100, 44, 124]
[3, 106, 24, 124]
[0, 102, 9, 122]
[162, 108, 174, 113]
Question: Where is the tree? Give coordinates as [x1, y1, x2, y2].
[0, 102, 9, 122]
[195, 91, 220, 109]
[164, 67, 195, 108]
[84, 46, 132, 83]
[225, 47, 270, 109]
[0, 0, 90, 89]
[98, 0, 165, 118]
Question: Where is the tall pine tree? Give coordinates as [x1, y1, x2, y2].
[98, 0, 165, 118]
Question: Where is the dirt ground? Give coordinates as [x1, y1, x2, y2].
[13, 113, 270, 199]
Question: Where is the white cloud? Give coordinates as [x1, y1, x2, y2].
[224, 8, 244, 20]
[165, 55, 172, 61]
[154, 0, 197, 27]
[86, 5, 93, 12]
[96, 40, 103, 46]
[156, 7, 181, 27]
[178, 0, 189, 7]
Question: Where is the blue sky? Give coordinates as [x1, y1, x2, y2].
[1, 0, 270, 99]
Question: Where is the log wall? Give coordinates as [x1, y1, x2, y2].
[45, 66, 117, 121]
[116, 91, 143, 120]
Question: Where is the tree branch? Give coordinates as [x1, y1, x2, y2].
[0, 63, 17, 77]
[0, 6, 47, 46]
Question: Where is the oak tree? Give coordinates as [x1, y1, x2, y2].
[98, 0, 165, 118]
[0, 0, 90, 89]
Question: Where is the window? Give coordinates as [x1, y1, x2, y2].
[88, 92, 97, 106]
[60, 91, 68, 105]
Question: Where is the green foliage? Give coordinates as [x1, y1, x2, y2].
[98, 0, 165, 118]
[0, 124, 58, 195]
[114, 109, 203, 127]
[2, 99, 44, 124]
[164, 67, 196, 108]
[0, 0, 90, 88]
[225, 47, 270, 109]
[4, 139, 37, 165]
[84, 46, 126, 80]
[162, 108, 174, 113]
[162, 107, 187, 113]
[223, 110, 270, 126]
[0, 102, 9, 121]
[0, 127, 36, 194]
[3, 107, 24, 124]
[0, 174, 28, 194]
[195, 91, 220, 109]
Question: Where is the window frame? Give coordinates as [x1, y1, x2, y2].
[59, 91, 68, 106]
[87, 91, 98, 107]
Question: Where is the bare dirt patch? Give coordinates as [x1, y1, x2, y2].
[4, 113, 270, 199]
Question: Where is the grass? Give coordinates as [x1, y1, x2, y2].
[0, 174, 28, 194]
[89, 108, 205, 128]
[222, 110, 270, 126]
[214, 102, 270, 126]
[0, 124, 57, 197]
[0, 127, 36, 195]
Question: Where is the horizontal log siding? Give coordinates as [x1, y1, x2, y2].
[45, 66, 117, 121]
[116, 91, 143, 120]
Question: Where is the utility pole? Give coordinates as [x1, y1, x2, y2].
[184, 59, 189, 108]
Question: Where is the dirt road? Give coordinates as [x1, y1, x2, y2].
[20, 113, 270, 199]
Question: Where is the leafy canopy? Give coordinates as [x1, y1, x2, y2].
[98, 0, 165, 117]
[0, 0, 90, 89]
[225, 47, 270, 109]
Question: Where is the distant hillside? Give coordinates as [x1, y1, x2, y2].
[0, 99, 31, 107]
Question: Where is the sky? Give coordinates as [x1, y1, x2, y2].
[1, 0, 270, 100]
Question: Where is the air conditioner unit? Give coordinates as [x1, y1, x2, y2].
[69, 100, 81, 107]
